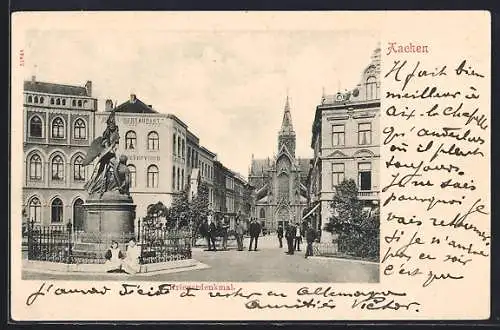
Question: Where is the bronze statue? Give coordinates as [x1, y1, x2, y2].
[83, 110, 130, 198]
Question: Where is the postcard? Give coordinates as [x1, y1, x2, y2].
[10, 11, 490, 321]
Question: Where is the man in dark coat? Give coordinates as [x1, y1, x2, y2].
[285, 222, 295, 255]
[200, 219, 210, 251]
[277, 224, 284, 248]
[208, 221, 217, 251]
[304, 222, 318, 258]
[248, 218, 261, 251]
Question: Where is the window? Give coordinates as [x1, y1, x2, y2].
[147, 131, 159, 150]
[29, 154, 42, 180]
[73, 156, 85, 181]
[51, 117, 65, 138]
[125, 131, 137, 150]
[62, 99, 66, 106]
[177, 168, 180, 190]
[191, 149, 195, 167]
[40, 97, 44, 103]
[177, 138, 181, 158]
[259, 208, 265, 219]
[29, 116, 43, 137]
[77, 100, 82, 107]
[73, 118, 87, 139]
[34, 96, 39, 103]
[51, 198, 63, 223]
[358, 163, 372, 191]
[50, 98, 54, 105]
[172, 166, 176, 190]
[28, 197, 41, 222]
[181, 169, 184, 189]
[331, 163, 345, 188]
[56, 98, 61, 105]
[51, 155, 64, 180]
[147, 165, 158, 188]
[366, 76, 378, 100]
[127, 164, 136, 188]
[172, 134, 177, 156]
[332, 124, 345, 146]
[358, 123, 372, 145]
[27, 95, 33, 103]
[181, 139, 185, 159]
[72, 100, 76, 107]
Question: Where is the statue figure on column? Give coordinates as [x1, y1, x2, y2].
[83, 110, 131, 199]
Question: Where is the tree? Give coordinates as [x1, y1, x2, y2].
[169, 189, 191, 230]
[324, 178, 379, 261]
[189, 181, 210, 244]
[143, 201, 168, 228]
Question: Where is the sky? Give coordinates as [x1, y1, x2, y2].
[23, 27, 379, 177]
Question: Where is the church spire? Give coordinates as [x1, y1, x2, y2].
[278, 95, 296, 157]
[280, 95, 295, 134]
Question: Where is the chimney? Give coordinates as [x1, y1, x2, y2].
[85, 80, 92, 96]
[31, 75, 36, 82]
[130, 94, 136, 103]
[105, 99, 114, 111]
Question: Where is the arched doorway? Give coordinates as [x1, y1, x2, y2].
[73, 198, 84, 231]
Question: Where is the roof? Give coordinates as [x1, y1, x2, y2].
[199, 145, 217, 158]
[249, 158, 271, 176]
[113, 97, 159, 114]
[24, 80, 89, 96]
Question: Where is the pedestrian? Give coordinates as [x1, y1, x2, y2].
[208, 220, 217, 251]
[294, 222, 302, 251]
[277, 224, 284, 248]
[104, 240, 124, 273]
[248, 218, 261, 251]
[200, 219, 210, 251]
[285, 222, 295, 255]
[235, 220, 244, 251]
[122, 238, 141, 274]
[305, 222, 317, 258]
[221, 220, 229, 251]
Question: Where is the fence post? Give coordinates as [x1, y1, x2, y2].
[66, 221, 73, 264]
[137, 218, 141, 242]
[27, 219, 33, 259]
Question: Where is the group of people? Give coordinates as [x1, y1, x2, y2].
[277, 221, 318, 258]
[104, 238, 141, 274]
[200, 218, 262, 252]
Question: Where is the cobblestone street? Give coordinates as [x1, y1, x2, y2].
[23, 235, 379, 282]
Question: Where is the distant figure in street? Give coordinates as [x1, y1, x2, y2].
[294, 222, 302, 251]
[305, 222, 318, 258]
[104, 240, 124, 273]
[200, 219, 210, 251]
[208, 221, 217, 251]
[122, 238, 141, 274]
[248, 218, 261, 251]
[235, 220, 245, 251]
[285, 223, 295, 255]
[277, 224, 284, 248]
[220, 221, 230, 251]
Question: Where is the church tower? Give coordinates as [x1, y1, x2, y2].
[278, 96, 296, 157]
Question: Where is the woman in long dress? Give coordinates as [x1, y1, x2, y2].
[104, 241, 123, 273]
[122, 238, 141, 274]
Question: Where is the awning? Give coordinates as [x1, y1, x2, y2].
[302, 202, 320, 220]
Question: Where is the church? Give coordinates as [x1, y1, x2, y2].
[248, 97, 310, 231]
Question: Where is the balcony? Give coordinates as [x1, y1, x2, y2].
[357, 190, 379, 200]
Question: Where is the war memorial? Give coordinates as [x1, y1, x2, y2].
[23, 110, 196, 275]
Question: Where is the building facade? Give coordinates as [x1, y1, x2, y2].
[248, 97, 309, 231]
[22, 77, 97, 229]
[198, 146, 216, 211]
[308, 47, 381, 240]
[94, 94, 192, 219]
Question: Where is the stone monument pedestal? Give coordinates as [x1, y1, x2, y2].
[83, 191, 136, 242]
